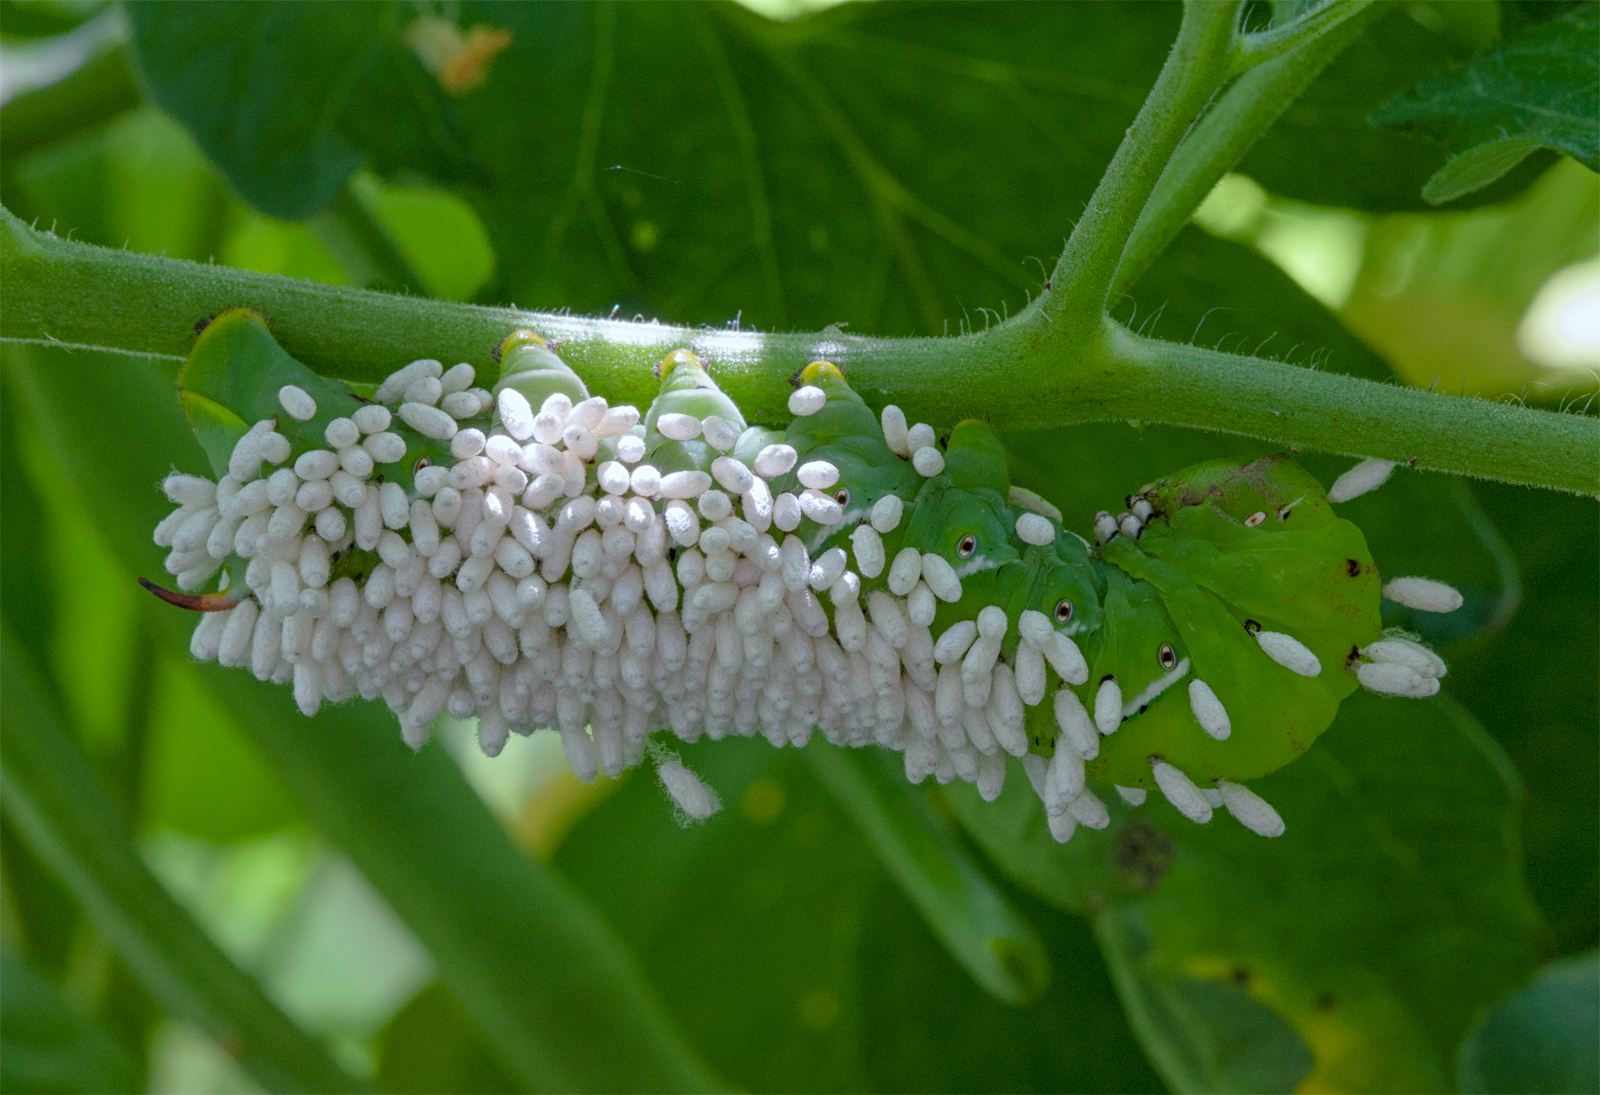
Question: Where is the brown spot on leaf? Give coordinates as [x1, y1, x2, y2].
[1115, 816, 1174, 894]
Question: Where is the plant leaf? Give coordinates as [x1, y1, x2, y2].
[804, 743, 1051, 1005]
[1456, 949, 1600, 1095]
[125, 1, 388, 219]
[1240, 4, 1560, 212]
[126, 0, 1186, 333]
[1112, 691, 1540, 1092]
[1372, 5, 1599, 203]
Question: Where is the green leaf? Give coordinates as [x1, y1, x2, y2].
[856, 873, 1165, 1094]
[804, 744, 1051, 1005]
[376, 983, 519, 1095]
[1445, 482, 1599, 957]
[1114, 691, 1540, 1092]
[1421, 136, 1548, 205]
[557, 736, 1161, 1093]
[124, 2, 388, 220]
[1239, 4, 1560, 212]
[557, 738, 881, 1092]
[0, 948, 142, 1095]
[1373, 5, 1599, 203]
[1457, 950, 1599, 1095]
[127, 1, 1186, 333]
[1095, 909, 1313, 1094]
[0, 627, 366, 1094]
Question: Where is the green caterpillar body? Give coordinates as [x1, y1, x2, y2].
[738, 362, 1386, 794]
[154, 323, 1447, 836]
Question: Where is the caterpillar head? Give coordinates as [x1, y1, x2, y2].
[643, 350, 748, 472]
[494, 330, 589, 409]
[905, 478, 1019, 580]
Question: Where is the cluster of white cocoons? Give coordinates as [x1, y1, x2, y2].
[161, 362, 1075, 825]
[158, 361, 1431, 839]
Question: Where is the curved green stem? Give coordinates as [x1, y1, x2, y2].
[2, 207, 1594, 494]
[1112, 2, 1383, 301]
[0, 629, 368, 1095]
[1036, 1, 1240, 341]
[1227, 0, 1375, 74]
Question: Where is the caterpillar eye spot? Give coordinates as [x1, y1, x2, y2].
[1347, 558, 1362, 577]
[413, 456, 431, 476]
[1158, 643, 1177, 669]
[1054, 599, 1074, 623]
[1275, 504, 1294, 521]
[1244, 619, 1262, 636]
[1244, 510, 1267, 528]
[957, 534, 977, 558]
[834, 487, 850, 506]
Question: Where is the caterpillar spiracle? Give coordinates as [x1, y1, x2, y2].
[148, 310, 1461, 839]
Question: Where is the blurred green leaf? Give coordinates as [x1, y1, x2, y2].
[805, 744, 1050, 1005]
[1115, 691, 1539, 1092]
[857, 873, 1163, 1094]
[0, 625, 366, 1093]
[350, 173, 496, 303]
[376, 983, 519, 1095]
[141, 655, 302, 844]
[557, 738, 880, 1092]
[0, 41, 133, 155]
[1341, 157, 1600, 397]
[0, 948, 141, 1095]
[4, 104, 229, 262]
[1457, 950, 1599, 1095]
[1095, 909, 1312, 1094]
[1372, 4, 1599, 203]
[128, 0, 1186, 333]
[125, 2, 389, 220]
[1240, 4, 1558, 211]
[558, 736, 1160, 1093]
[1446, 482, 1599, 956]
[7, 340, 722, 1093]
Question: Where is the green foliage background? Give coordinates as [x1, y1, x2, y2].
[1, 1, 1595, 1092]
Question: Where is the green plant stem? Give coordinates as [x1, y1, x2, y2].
[1227, 0, 1374, 73]
[805, 745, 1050, 1006]
[0, 629, 368, 1095]
[1037, 0, 1240, 339]
[2, 208, 1594, 494]
[1112, 2, 1382, 301]
[1106, 324, 1598, 494]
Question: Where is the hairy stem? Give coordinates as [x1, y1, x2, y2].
[1112, 2, 1382, 301]
[3, 208, 1594, 494]
[1105, 324, 1599, 495]
[1228, 0, 1375, 73]
[1037, 0, 1240, 340]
